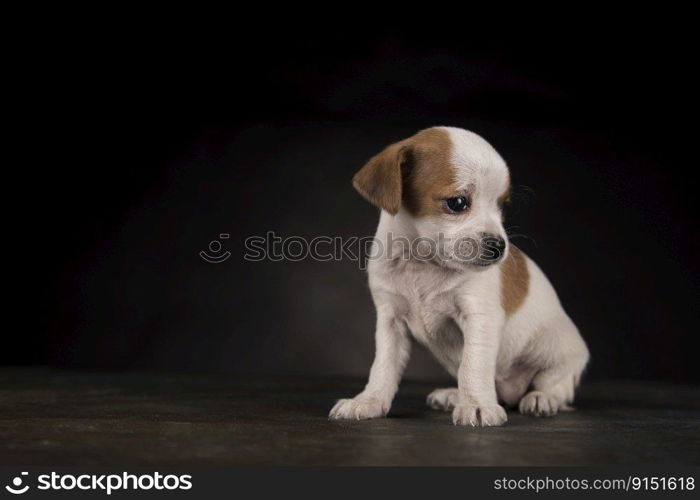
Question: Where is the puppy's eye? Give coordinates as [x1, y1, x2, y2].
[445, 196, 470, 213]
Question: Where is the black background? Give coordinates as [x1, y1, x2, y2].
[8, 16, 698, 382]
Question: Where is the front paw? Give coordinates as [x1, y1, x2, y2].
[452, 403, 507, 427]
[329, 396, 389, 420]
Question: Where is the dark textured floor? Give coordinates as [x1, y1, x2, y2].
[0, 368, 698, 466]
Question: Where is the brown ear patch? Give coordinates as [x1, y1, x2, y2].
[500, 245, 530, 316]
[352, 140, 409, 215]
[352, 127, 457, 216]
[401, 128, 458, 217]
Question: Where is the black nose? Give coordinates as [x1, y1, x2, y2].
[480, 233, 506, 262]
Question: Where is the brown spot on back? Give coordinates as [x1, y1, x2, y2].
[500, 245, 530, 316]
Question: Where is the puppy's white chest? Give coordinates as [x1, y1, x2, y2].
[373, 259, 461, 341]
[404, 296, 449, 342]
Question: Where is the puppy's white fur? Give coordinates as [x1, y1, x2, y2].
[329, 127, 589, 426]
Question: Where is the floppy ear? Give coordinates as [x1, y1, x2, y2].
[352, 140, 411, 215]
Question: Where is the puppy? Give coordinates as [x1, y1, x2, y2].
[329, 126, 589, 427]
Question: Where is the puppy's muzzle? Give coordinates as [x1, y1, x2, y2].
[473, 233, 506, 266]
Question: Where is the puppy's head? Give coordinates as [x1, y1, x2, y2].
[353, 126, 510, 268]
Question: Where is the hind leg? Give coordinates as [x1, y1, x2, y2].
[496, 364, 538, 408]
[519, 363, 585, 417]
[518, 313, 589, 417]
[427, 387, 458, 411]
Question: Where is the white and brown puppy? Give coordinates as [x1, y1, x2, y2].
[329, 126, 589, 427]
